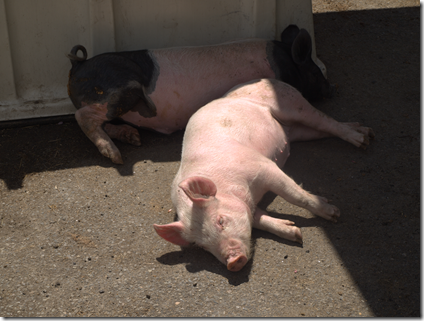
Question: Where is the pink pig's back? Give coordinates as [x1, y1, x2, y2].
[120, 40, 275, 134]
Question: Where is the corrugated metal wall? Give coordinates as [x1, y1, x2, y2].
[0, 0, 316, 121]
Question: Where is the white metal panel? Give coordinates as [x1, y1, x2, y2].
[112, 0, 276, 50]
[276, 0, 316, 58]
[0, 0, 316, 121]
[0, 0, 91, 120]
[0, 0, 17, 101]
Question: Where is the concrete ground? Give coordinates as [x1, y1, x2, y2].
[0, 0, 420, 317]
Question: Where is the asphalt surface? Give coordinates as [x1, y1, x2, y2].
[0, 1, 420, 317]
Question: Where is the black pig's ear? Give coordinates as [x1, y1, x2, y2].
[291, 29, 313, 65]
[280, 24, 300, 46]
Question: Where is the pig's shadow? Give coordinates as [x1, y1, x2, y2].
[156, 247, 252, 286]
[156, 192, 324, 285]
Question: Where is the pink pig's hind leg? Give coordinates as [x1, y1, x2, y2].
[253, 208, 303, 244]
[104, 123, 141, 146]
[289, 122, 366, 142]
[269, 80, 374, 148]
[289, 124, 333, 142]
[75, 104, 124, 164]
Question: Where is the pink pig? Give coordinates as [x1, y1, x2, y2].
[154, 79, 374, 272]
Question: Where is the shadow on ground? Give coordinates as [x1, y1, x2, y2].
[308, 6, 420, 317]
[0, 124, 184, 190]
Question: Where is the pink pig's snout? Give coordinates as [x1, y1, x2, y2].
[227, 254, 248, 272]
[223, 238, 250, 272]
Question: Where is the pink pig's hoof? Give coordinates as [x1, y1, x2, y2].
[227, 254, 248, 272]
[343, 123, 375, 149]
[325, 204, 340, 223]
[313, 197, 340, 223]
[358, 127, 375, 150]
[294, 227, 303, 244]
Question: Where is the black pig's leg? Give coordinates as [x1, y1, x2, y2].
[104, 123, 141, 146]
[75, 103, 124, 164]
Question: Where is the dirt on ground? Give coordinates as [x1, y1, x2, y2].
[0, 0, 420, 317]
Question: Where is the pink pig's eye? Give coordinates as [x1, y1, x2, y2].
[218, 217, 225, 230]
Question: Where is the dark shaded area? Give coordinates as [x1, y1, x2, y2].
[0, 122, 184, 189]
[291, 6, 420, 317]
[0, 5, 420, 318]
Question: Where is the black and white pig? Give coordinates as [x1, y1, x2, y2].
[153, 79, 374, 272]
[67, 25, 335, 164]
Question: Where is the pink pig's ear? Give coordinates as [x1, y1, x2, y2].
[178, 176, 217, 206]
[153, 222, 191, 246]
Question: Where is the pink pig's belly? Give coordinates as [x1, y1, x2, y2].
[230, 102, 290, 167]
[183, 94, 291, 171]
[120, 40, 275, 134]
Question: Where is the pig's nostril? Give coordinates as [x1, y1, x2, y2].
[227, 255, 248, 272]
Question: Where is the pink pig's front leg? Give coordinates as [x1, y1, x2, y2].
[253, 208, 303, 244]
[261, 160, 340, 222]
